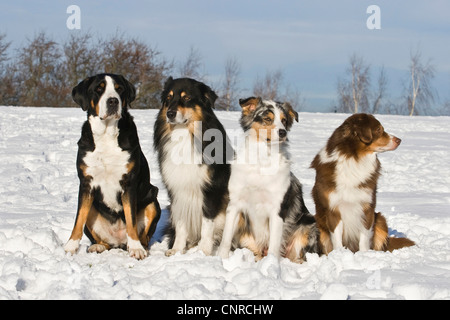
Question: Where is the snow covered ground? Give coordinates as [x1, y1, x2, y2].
[0, 106, 449, 300]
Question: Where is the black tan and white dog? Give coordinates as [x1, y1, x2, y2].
[64, 73, 161, 260]
[311, 113, 415, 254]
[218, 97, 319, 262]
[154, 77, 233, 256]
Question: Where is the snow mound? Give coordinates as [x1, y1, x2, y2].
[1, 107, 449, 300]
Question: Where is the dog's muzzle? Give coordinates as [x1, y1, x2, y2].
[106, 97, 119, 118]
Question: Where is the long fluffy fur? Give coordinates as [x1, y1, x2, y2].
[154, 77, 233, 256]
[218, 97, 319, 263]
[311, 113, 414, 254]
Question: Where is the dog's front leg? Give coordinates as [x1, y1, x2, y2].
[122, 192, 147, 260]
[359, 227, 373, 251]
[64, 191, 93, 254]
[330, 220, 344, 250]
[267, 214, 284, 258]
[198, 217, 215, 255]
[218, 205, 240, 258]
[166, 220, 188, 256]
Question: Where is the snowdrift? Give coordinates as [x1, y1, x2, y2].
[0, 106, 449, 300]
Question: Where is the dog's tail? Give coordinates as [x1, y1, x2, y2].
[283, 214, 321, 263]
[373, 212, 415, 252]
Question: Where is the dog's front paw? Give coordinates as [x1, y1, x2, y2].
[198, 240, 213, 256]
[165, 248, 180, 257]
[129, 247, 148, 260]
[88, 244, 107, 254]
[217, 246, 230, 259]
[127, 238, 148, 260]
[64, 239, 80, 255]
[165, 247, 188, 256]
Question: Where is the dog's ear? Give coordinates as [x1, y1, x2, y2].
[283, 102, 299, 123]
[161, 76, 174, 105]
[198, 82, 218, 109]
[72, 76, 95, 111]
[239, 97, 261, 115]
[355, 125, 373, 144]
[117, 75, 136, 107]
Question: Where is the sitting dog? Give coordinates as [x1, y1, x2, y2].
[154, 77, 233, 256]
[311, 113, 415, 254]
[218, 97, 319, 262]
[64, 73, 161, 259]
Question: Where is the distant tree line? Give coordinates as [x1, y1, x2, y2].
[336, 47, 445, 116]
[0, 31, 305, 111]
[0, 31, 447, 115]
[0, 31, 171, 109]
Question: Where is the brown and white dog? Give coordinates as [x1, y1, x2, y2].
[311, 113, 415, 254]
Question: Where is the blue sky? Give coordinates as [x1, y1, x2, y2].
[1, 0, 449, 112]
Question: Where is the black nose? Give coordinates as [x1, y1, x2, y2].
[279, 129, 287, 138]
[107, 97, 119, 108]
[106, 97, 119, 116]
[166, 110, 177, 120]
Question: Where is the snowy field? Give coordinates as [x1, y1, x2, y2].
[0, 106, 449, 300]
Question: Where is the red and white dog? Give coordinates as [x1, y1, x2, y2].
[311, 113, 415, 254]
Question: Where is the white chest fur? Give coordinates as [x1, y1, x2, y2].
[161, 126, 210, 239]
[84, 116, 130, 212]
[229, 139, 291, 236]
[321, 148, 377, 243]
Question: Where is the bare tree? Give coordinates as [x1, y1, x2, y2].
[15, 31, 65, 107]
[63, 33, 102, 88]
[405, 46, 436, 116]
[253, 69, 305, 111]
[371, 65, 387, 114]
[178, 46, 204, 80]
[253, 69, 283, 101]
[216, 56, 241, 111]
[284, 85, 306, 112]
[0, 32, 16, 106]
[337, 54, 371, 113]
[101, 32, 173, 108]
[0, 32, 10, 66]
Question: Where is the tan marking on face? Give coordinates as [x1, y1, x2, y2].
[250, 121, 276, 142]
[187, 105, 203, 134]
[91, 99, 99, 116]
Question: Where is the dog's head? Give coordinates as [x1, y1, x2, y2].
[72, 73, 136, 120]
[334, 113, 401, 155]
[239, 97, 299, 143]
[160, 77, 218, 125]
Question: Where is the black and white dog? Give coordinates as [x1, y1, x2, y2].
[218, 97, 319, 262]
[64, 73, 161, 259]
[154, 77, 233, 256]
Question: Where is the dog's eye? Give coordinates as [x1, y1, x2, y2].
[281, 118, 287, 126]
[166, 94, 172, 100]
[96, 86, 104, 93]
[183, 95, 191, 101]
[116, 86, 123, 94]
[263, 117, 273, 124]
